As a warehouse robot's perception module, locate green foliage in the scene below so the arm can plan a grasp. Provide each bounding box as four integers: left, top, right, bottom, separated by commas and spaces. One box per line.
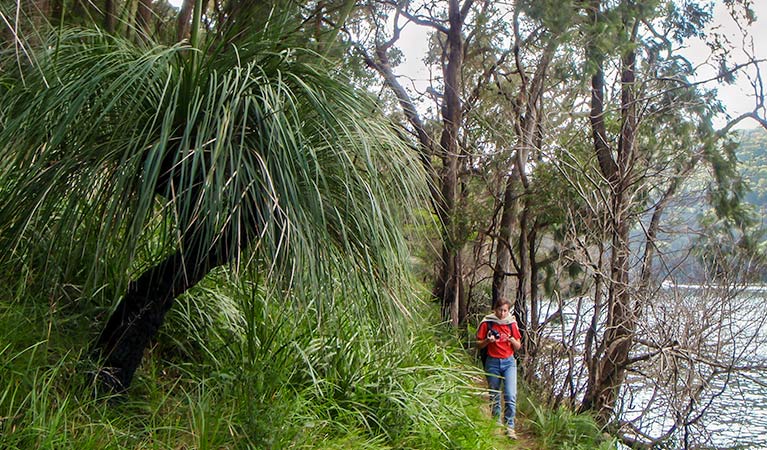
688, 129, 767, 282
518, 0, 579, 35
736, 128, 767, 214
520, 396, 616, 450
0, 260, 501, 449
663, 0, 713, 42
0, 19, 428, 305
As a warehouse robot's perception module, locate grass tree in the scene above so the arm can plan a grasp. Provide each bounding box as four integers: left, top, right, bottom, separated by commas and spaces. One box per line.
0, 2, 426, 392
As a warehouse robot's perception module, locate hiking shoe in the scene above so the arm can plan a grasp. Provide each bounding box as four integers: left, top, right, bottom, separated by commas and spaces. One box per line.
506, 426, 517, 439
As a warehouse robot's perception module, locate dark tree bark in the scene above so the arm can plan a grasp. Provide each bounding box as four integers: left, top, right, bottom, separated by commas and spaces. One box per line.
93, 231, 238, 392
30, 0, 50, 22
51, 0, 63, 24
434, 0, 467, 326
176, 0, 194, 41
491, 178, 518, 308
105, 0, 116, 33
135, 0, 153, 39
580, 1, 640, 424
93, 147, 246, 392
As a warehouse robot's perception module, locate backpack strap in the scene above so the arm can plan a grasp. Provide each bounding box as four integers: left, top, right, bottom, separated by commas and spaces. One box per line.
481, 320, 492, 337
479, 321, 490, 365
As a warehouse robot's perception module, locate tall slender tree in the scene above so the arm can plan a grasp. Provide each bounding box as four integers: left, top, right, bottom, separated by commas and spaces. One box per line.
358, 0, 497, 326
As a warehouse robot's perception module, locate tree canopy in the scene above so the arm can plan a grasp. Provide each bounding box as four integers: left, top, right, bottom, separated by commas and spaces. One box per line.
1, 0, 766, 447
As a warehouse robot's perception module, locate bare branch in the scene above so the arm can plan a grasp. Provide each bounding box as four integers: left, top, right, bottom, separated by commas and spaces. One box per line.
460, 0, 475, 21
382, 0, 449, 34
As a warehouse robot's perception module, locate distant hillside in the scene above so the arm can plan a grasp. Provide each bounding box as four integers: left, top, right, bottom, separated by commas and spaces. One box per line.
737, 127, 767, 215
646, 128, 767, 283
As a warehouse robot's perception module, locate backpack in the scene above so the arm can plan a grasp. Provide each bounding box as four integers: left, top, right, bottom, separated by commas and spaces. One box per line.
478, 321, 498, 366
479, 343, 489, 366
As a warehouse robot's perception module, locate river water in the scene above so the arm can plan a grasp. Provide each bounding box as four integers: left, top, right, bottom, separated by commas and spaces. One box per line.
537, 284, 767, 448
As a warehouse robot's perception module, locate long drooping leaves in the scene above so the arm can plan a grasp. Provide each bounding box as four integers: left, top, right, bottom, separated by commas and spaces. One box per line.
0, 25, 426, 306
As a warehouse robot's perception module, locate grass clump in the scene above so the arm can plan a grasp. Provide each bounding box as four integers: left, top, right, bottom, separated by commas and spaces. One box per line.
0, 265, 502, 449
518, 392, 617, 450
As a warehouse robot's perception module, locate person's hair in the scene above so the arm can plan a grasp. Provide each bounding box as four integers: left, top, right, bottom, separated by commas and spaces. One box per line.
494, 298, 512, 309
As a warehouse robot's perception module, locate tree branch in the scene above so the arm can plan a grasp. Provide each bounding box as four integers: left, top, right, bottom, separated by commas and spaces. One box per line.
460, 0, 475, 21
382, 0, 449, 34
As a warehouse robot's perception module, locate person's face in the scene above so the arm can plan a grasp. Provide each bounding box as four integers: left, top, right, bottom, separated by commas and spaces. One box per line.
494, 303, 510, 319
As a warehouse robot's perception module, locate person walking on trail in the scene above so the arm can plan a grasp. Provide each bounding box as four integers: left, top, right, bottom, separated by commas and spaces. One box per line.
477, 298, 522, 439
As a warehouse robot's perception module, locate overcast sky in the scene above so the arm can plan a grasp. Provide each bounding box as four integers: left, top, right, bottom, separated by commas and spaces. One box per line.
685, 1, 766, 129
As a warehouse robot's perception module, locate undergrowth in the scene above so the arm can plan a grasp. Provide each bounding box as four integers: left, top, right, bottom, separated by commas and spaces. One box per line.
0, 256, 617, 450
0, 266, 508, 449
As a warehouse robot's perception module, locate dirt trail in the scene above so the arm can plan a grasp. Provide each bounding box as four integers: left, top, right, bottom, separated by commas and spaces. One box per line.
488, 425, 536, 449
469, 372, 536, 449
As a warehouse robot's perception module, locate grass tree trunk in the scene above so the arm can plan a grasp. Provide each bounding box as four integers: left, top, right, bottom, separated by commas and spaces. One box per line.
93, 0, 212, 393
135, 0, 153, 39
104, 0, 116, 33
94, 222, 240, 391
94, 215, 245, 391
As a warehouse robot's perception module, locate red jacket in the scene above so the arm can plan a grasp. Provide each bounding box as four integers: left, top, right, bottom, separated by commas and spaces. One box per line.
477, 321, 521, 359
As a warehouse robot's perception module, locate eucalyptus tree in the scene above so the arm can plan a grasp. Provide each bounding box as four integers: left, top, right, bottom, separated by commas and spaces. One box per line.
355, 0, 547, 326
0, 0, 426, 392
354, 0, 475, 326
570, 0, 715, 425
530, 0, 767, 436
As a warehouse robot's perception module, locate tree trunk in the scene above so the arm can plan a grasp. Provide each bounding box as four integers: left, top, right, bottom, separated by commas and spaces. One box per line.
581, 268, 604, 410
438, 250, 466, 326
93, 163, 244, 395
491, 176, 519, 308
585, 194, 632, 423
434, 0, 467, 326
525, 213, 540, 349
20, 0, 50, 42
176, 0, 194, 41
104, 0, 116, 33
122, 0, 138, 38
135, 0, 153, 39
51, 0, 63, 24
93, 232, 235, 391
580, 6, 639, 423
30, 0, 50, 22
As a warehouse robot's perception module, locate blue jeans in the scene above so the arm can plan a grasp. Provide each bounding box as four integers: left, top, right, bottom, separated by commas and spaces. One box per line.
485, 356, 517, 428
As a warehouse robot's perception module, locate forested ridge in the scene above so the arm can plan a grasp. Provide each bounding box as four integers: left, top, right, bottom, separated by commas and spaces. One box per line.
739, 128, 767, 213
1, 0, 767, 449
